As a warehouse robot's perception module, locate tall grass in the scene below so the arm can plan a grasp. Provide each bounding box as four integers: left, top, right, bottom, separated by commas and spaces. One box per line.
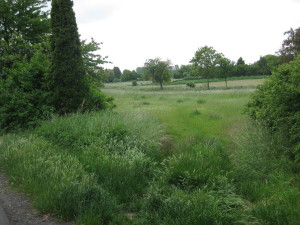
0, 110, 169, 224
133, 139, 248, 225
232, 124, 300, 224
1, 81, 300, 225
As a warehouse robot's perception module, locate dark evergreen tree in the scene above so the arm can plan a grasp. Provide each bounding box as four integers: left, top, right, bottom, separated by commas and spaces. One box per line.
50, 0, 89, 114
113, 66, 122, 79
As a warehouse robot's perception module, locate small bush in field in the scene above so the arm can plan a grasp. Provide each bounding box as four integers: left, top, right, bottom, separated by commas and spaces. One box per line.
197, 99, 206, 104
186, 81, 196, 88
132, 80, 138, 86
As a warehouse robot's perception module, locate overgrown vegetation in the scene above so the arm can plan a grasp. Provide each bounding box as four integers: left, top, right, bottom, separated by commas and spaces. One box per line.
1, 1, 299, 225
0, 0, 113, 132
247, 55, 300, 165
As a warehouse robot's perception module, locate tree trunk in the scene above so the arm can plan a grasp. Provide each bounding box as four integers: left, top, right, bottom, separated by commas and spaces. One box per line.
225, 78, 228, 89
160, 82, 163, 89
207, 79, 210, 90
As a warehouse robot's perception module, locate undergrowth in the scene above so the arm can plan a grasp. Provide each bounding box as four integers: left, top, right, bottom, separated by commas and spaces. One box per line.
0, 111, 299, 224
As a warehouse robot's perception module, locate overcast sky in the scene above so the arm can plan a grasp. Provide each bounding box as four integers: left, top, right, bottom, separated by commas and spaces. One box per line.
73, 0, 300, 71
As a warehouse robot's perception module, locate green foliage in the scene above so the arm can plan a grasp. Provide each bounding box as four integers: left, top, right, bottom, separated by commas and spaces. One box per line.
278, 27, 300, 63
81, 38, 108, 85
121, 69, 140, 81
144, 58, 172, 89
113, 66, 122, 79
173, 65, 193, 79
246, 56, 300, 161
217, 57, 234, 88
50, 0, 89, 114
0, 0, 50, 44
190, 46, 223, 89
186, 81, 195, 88
132, 80, 138, 86
0, 46, 53, 132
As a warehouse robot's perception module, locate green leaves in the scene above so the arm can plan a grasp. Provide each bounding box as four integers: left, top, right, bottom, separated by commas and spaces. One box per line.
246, 56, 300, 160
190, 46, 225, 89
144, 58, 171, 89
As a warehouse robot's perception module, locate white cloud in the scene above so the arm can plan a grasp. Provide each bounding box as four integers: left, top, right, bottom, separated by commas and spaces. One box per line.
73, 0, 300, 70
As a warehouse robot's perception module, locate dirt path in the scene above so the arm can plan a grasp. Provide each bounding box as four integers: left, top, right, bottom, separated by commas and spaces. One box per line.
0, 171, 73, 225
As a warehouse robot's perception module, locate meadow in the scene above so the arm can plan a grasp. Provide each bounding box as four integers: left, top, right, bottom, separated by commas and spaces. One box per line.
0, 77, 299, 225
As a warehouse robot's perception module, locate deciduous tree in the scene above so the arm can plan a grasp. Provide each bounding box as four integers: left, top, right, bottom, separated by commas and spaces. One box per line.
144, 58, 171, 89
217, 57, 234, 88
190, 46, 222, 90
278, 27, 300, 63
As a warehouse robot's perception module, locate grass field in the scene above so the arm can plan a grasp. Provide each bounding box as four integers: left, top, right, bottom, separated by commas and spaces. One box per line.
1, 77, 300, 225
103, 79, 264, 141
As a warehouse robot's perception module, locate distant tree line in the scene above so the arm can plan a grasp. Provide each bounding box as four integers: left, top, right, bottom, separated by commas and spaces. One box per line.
105, 27, 299, 89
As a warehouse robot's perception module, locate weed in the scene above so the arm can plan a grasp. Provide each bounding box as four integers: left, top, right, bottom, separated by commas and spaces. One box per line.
197, 99, 206, 104
191, 109, 201, 115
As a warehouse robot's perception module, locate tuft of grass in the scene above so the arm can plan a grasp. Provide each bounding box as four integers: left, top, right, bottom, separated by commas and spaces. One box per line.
191, 109, 201, 116
197, 99, 206, 104
162, 139, 231, 190
141, 101, 150, 105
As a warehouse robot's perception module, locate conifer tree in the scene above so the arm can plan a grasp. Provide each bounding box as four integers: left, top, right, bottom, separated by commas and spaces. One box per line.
50, 0, 89, 114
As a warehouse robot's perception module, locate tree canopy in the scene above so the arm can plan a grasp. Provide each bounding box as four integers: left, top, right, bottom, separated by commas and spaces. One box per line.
190, 46, 223, 89
144, 58, 171, 89
278, 27, 300, 62
0, 0, 50, 44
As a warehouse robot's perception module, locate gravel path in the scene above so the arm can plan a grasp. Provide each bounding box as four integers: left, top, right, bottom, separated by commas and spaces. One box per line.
0, 171, 74, 225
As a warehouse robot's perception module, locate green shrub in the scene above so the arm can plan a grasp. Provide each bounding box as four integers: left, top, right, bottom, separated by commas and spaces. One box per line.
197, 98, 206, 104
186, 81, 196, 88
0, 48, 53, 133
132, 80, 138, 86
246, 56, 300, 161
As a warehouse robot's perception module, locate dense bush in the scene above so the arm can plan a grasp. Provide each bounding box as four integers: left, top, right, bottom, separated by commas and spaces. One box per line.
132, 80, 138, 86
0, 47, 53, 132
186, 81, 196, 88
246, 56, 300, 161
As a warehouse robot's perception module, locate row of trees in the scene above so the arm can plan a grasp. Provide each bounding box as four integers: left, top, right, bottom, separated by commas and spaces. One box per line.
0, 0, 113, 131
106, 27, 299, 90
103, 67, 142, 83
